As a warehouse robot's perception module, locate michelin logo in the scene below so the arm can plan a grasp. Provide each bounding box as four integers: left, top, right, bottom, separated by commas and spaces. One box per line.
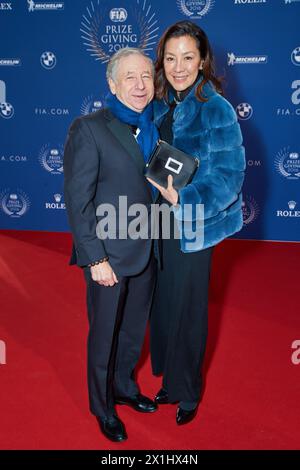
27, 0, 64, 11
0, 58, 21, 66
228, 52, 268, 65
0, 80, 6, 103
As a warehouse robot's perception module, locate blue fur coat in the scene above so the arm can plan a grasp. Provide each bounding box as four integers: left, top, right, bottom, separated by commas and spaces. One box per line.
153, 78, 246, 252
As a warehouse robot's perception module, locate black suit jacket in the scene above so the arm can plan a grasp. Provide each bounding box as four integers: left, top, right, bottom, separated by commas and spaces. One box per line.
63, 108, 155, 277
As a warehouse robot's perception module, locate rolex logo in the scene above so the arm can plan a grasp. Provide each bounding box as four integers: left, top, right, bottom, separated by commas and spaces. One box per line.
277, 200, 300, 218
45, 193, 65, 210
288, 200, 297, 210
54, 193, 62, 203
0, 3, 12, 10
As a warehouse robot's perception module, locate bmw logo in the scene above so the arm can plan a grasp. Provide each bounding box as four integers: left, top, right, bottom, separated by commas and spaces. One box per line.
291, 47, 300, 66
0, 102, 14, 119
40, 51, 57, 70
236, 103, 253, 121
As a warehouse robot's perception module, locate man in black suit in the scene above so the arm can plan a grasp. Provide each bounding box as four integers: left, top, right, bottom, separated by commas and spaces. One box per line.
63, 48, 157, 442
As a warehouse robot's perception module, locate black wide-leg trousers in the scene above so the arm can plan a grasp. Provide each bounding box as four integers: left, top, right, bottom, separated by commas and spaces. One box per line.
83, 254, 156, 419
150, 228, 214, 404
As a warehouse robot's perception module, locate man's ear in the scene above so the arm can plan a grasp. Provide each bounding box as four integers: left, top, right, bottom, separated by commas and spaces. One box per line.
108, 78, 116, 94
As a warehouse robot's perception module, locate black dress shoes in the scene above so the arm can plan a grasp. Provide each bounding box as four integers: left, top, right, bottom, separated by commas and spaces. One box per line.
115, 393, 158, 413
176, 406, 197, 425
97, 415, 127, 442
154, 388, 169, 405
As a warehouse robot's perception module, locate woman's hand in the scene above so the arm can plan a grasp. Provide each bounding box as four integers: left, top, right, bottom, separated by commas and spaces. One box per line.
147, 174, 179, 206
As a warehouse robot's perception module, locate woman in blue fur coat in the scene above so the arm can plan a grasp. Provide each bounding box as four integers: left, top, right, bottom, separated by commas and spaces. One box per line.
147, 21, 246, 425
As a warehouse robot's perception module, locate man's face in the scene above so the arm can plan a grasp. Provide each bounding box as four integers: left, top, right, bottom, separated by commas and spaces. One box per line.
109, 54, 154, 113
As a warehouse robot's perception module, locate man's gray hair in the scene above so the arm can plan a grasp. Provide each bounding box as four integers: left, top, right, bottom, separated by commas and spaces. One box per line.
106, 47, 154, 82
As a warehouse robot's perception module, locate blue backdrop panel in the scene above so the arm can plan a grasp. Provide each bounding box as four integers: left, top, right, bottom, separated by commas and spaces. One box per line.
0, 0, 299, 242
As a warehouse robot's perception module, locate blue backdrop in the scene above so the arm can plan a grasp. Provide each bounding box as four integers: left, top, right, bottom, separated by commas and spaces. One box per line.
0, 0, 299, 242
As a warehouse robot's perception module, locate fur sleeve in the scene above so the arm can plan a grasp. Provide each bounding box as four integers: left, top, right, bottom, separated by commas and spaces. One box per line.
174, 95, 246, 221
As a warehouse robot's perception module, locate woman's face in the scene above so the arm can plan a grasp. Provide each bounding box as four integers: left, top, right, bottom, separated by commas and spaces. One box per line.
163, 35, 203, 92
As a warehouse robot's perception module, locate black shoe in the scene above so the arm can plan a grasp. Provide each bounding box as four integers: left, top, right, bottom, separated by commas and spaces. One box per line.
97, 415, 127, 442
176, 406, 197, 426
154, 388, 169, 405
115, 393, 158, 413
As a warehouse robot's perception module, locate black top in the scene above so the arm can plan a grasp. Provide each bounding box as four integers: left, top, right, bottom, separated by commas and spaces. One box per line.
159, 102, 176, 145
158, 84, 196, 204
159, 75, 201, 144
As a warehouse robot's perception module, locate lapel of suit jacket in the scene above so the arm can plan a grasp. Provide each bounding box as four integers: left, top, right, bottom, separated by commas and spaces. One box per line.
105, 109, 145, 175
104, 109, 155, 201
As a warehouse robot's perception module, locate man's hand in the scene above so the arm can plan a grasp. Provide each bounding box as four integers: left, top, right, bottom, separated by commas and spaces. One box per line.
90, 261, 118, 287
147, 174, 179, 206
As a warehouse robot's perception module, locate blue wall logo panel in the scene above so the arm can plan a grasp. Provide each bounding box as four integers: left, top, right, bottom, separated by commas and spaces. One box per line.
0, 0, 299, 242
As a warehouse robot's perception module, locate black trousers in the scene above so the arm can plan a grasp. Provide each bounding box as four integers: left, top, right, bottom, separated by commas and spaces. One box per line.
150, 213, 214, 404
83, 254, 156, 418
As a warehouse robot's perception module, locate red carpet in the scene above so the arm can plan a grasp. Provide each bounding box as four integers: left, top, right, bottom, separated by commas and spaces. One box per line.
0, 230, 299, 450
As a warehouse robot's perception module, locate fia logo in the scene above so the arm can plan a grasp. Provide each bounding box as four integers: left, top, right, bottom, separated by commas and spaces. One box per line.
0, 190, 31, 217
38, 144, 64, 174
109, 8, 127, 22
275, 147, 300, 179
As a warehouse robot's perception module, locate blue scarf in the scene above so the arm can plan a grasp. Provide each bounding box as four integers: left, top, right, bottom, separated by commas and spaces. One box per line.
105, 92, 159, 164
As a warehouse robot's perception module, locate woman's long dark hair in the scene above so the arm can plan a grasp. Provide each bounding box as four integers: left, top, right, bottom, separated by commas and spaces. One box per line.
155, 21, 223, 102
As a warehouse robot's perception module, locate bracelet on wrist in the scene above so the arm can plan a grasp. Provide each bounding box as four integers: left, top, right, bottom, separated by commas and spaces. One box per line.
88, 256, 109, 267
